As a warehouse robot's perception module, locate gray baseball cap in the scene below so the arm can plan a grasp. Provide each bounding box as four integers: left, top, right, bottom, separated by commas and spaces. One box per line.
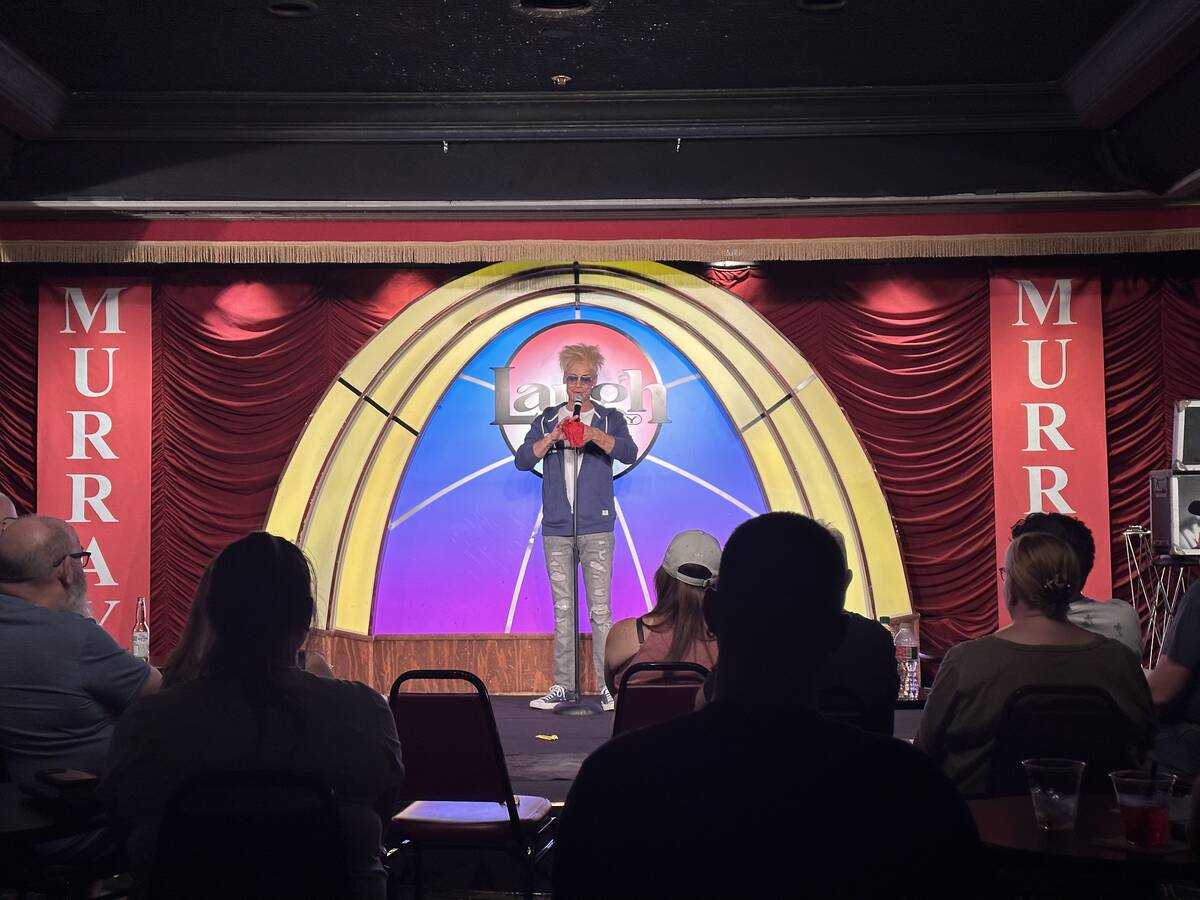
662, 530, 721, 587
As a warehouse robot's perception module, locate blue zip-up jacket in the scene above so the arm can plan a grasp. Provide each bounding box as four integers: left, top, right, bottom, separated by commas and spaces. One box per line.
514, 402, 638, 536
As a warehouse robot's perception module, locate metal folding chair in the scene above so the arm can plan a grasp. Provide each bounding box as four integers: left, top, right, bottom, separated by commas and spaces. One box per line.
386, 669, 553, 900
611, 661, 709, 737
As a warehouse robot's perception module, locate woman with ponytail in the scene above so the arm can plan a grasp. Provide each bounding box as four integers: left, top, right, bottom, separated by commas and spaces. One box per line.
915, 531, 1154, 795
103, 533, 404, 899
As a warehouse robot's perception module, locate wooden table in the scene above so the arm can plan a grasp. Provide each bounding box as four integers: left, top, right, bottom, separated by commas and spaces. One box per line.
969, 794, 1198, 899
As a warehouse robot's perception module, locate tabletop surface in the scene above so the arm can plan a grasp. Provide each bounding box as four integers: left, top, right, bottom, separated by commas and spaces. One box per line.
969, 793, 1197, 867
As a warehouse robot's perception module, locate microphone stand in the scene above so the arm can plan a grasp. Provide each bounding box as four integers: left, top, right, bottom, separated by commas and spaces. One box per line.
556, 397, 601, 717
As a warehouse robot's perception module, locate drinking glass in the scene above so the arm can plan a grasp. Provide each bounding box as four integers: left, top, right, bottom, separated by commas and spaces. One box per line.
1110, 770, 1176, 848
1023, 758, 1086, 832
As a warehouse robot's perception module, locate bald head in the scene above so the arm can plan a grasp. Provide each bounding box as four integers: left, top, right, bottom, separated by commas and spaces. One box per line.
0, 516, 87, 612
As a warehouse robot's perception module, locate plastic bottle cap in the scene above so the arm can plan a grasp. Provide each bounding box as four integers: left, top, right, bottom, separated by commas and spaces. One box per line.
878, 616, 891, 625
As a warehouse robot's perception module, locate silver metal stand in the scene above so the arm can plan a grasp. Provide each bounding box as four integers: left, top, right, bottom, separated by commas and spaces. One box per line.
1123, 524, 1194, 667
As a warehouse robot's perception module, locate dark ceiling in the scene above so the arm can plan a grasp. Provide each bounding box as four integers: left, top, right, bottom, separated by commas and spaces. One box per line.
0, 0, 1197, 214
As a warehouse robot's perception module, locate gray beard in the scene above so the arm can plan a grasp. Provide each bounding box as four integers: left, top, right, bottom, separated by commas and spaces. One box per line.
66, 584, 93, 619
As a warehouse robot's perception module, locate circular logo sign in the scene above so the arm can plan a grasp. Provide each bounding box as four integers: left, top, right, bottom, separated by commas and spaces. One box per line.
494, 321, 666, 476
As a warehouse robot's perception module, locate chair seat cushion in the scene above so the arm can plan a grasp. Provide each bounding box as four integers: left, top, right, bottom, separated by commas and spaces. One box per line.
391, 795, 552, 843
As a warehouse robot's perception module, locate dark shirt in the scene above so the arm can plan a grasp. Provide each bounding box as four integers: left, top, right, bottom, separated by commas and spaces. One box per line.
817, 611, 899, 736
554, 701, 979, 900
0, 593, 150, 782
702, 612, 899, 736
1162, 582, 1200, 725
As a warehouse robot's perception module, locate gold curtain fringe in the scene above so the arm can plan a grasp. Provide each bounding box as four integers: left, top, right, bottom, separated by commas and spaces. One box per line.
2, 228, 1199, 264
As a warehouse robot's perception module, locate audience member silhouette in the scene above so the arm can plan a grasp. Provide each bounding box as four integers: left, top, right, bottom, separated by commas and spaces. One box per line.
161, 559, 333, 688
555, 512, 978, 899
917, 532, 1154, 795
1148, 579, 1200, 779
0, 516, 158, 863
0, 516, 159, 784
103, 532, 403, 900
604, 529, 720, 693
696, 521, 898, 735
1011, 512, 1141, 656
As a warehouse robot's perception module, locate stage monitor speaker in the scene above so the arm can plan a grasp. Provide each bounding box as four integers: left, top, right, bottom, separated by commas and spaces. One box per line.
1173, 400, 1200, 471
1150, 469, 1200, 557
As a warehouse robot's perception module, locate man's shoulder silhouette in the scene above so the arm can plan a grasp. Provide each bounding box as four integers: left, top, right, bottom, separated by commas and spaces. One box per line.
555, 702, 977, 900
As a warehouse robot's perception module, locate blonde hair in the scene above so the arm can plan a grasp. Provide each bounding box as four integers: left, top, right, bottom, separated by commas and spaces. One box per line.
558, 343, 605, 376
1005, 532, 1080, 620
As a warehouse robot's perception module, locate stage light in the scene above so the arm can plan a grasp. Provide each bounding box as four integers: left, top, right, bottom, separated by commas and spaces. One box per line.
515, 0, 598, 16
710, 260, 754, 271
266, 0, 319, 18
796, 0, 847, 10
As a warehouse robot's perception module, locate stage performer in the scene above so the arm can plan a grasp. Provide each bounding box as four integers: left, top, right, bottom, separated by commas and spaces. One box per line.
516, 343, 637, 712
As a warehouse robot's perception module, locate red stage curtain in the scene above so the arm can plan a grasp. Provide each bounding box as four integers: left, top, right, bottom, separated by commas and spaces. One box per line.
0, 276, 37, 514
715, 263, 994, 656
1104, 272, 1200, 628
150, 268, 462, 655
4, 260, 1200, 661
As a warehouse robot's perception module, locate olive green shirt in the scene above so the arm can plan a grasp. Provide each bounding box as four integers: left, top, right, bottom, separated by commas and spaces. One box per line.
915, 634, 1155, 796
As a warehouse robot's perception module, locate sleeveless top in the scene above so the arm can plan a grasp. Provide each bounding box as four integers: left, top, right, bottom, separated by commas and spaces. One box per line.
611, 617, 718, 689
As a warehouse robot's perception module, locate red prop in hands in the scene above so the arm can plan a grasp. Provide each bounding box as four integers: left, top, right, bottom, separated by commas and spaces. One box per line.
561, 418, 586, 448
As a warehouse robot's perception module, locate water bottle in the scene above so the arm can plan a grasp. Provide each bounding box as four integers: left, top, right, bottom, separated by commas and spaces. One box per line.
893, 621, 920, 700
132, 595, 150, 662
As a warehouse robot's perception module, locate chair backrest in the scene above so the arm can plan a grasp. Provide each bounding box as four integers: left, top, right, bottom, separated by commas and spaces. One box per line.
388, 670, 516, 806
987, 684, 1142, 797
612, 661, 709, 737
151, 769, 348, 900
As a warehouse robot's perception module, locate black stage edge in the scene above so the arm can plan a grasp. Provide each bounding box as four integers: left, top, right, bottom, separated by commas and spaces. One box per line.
492, 695, 925, 803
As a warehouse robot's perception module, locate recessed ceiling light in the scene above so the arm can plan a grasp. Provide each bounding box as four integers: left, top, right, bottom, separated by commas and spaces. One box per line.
796, 0, 847, 10
266, 0, 319, 18
550, 74, 573, 87
514, 0, 600, 18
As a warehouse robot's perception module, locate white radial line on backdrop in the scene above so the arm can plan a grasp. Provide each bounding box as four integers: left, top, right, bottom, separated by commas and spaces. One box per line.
505, 506, 545, 634
664, 374, 701, 390
613, 496, 652, 613
644, 455, 758, 517
388, 456, 512, 530
458, 374, 495, 391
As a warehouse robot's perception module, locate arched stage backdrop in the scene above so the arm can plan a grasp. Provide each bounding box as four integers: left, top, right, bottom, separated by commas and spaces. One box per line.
265, 262, 911, 639
5, 251, 1200, 692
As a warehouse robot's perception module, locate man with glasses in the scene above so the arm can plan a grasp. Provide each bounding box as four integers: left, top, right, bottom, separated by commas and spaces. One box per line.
0, 516, 160, 787
516, 343, 638, 711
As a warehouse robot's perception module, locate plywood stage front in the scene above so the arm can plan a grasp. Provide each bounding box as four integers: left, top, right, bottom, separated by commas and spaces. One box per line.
306, 631, 600, 696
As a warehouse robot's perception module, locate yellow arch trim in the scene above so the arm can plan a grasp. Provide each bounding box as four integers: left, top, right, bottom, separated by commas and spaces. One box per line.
266, 261, 912, 632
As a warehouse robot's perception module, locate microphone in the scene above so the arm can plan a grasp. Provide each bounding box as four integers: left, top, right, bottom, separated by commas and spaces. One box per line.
1188, 500, 1200, 516
572, 399, 582, 420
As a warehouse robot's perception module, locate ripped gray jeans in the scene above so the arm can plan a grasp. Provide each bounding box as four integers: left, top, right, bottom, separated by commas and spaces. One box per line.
544, 532, 614, 693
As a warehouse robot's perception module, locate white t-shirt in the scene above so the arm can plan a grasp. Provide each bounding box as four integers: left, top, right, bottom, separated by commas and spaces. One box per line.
556, 406, 596, 512
1067, 596, 1143, 658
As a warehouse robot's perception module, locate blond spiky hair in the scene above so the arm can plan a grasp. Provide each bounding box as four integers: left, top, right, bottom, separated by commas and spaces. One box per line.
558, 343, 605, 376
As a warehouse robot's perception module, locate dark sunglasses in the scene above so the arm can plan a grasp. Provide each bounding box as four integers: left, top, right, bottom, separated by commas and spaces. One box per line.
53, 550, 92, 567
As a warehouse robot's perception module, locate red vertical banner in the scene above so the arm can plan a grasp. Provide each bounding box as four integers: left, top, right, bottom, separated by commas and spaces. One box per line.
989, 272, 1111, 627
37, 280, 152, 649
